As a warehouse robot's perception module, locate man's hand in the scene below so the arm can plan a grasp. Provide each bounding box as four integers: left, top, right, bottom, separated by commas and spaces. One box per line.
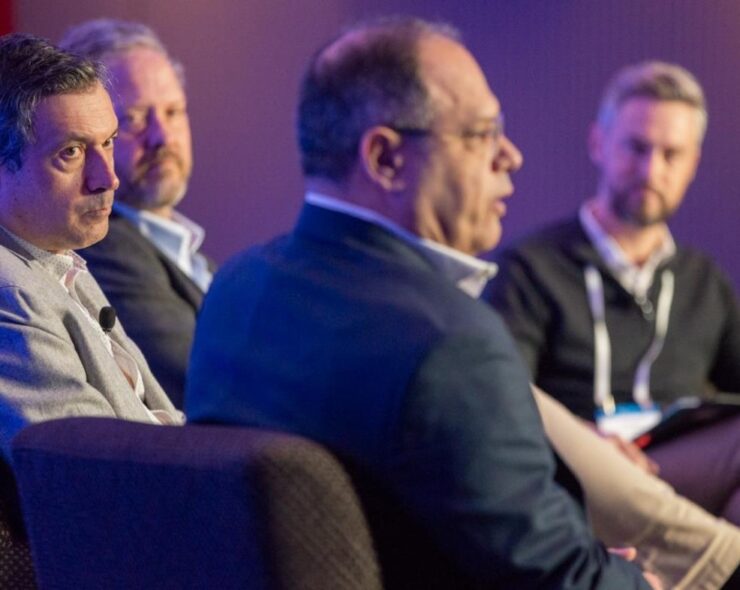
600, 432, 660, 475
584, 421, 660, 475
608, 547, 664, 590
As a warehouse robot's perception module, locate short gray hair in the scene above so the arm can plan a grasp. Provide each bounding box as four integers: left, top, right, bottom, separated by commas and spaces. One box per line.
597, 61, 707, 141
0, 33, 104, 172
298, 17, 460, 182
59, 18, 185, 86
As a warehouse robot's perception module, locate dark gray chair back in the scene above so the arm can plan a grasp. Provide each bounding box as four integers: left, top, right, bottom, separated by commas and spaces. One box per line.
0, 458, 36, 589
11, 418, 381, 590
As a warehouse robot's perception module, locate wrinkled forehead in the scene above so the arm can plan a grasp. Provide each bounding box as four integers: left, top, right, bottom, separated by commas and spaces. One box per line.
33, 82, 117, 145
416, 34, 500, 123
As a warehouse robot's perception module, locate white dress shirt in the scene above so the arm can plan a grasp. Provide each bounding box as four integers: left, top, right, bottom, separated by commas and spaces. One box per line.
305, 192, 498, 299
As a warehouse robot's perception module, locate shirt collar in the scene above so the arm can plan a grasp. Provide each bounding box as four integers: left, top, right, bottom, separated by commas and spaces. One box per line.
579, 200, 676, 298
305, 191, 498, 298
0, 225, 87, 283
114, 201, 206, 260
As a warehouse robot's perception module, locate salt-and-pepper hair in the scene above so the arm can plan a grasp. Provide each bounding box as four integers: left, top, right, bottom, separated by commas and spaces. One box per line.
59, 18, 185, 86
0, 33, 104, 172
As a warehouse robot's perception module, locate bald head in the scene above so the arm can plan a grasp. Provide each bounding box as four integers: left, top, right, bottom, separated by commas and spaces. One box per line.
297, 18, 460, 183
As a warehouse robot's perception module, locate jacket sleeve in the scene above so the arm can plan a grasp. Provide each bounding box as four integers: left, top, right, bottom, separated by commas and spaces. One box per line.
0, 285, 117, 455
382, 332, 650, 589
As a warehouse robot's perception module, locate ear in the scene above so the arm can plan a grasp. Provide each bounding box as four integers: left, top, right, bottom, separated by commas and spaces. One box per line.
358, 126, 406, 191
587, 122, 605, 167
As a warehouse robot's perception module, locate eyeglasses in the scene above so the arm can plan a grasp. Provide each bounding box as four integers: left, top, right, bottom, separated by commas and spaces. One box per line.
391, 113, 505, 146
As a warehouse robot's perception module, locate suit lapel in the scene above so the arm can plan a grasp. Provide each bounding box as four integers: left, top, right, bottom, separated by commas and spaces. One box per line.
157, 253, 204, 309
0, 227, 35, 265
113, 213, 205, 310
75, 270, 175, 413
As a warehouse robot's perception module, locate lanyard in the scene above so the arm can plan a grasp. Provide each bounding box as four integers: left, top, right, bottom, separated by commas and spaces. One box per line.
584, 265, 675, 413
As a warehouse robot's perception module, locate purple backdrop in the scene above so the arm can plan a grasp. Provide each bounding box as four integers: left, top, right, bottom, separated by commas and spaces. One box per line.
18, 0, 740, 288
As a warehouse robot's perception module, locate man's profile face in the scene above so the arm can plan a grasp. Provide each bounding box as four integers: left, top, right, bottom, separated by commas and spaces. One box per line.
0, 82, 119, 252
590, 97, 701, 227
105, 46, 192, 217
409, 35, 522, 256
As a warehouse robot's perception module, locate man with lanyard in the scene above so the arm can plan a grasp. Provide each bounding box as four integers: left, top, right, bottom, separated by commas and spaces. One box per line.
487, 61, 740, 525
61, 19, 214, 410
0, 33, 181, 455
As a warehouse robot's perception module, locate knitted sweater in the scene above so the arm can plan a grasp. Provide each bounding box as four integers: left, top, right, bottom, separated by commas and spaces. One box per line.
485, 217, 740, 419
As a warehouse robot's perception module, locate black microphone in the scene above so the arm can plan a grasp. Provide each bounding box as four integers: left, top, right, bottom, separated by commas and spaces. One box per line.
98, 306, 117, 333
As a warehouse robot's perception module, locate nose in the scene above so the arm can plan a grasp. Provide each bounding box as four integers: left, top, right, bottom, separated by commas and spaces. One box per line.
638, 149, 664, 182
143, 109, 168, 150
492, 135, 523, 173
85, 149, 119, 194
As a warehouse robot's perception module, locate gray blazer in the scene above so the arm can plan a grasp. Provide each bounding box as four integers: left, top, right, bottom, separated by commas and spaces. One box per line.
0, 230, 180, 454
80, 212, 212, 410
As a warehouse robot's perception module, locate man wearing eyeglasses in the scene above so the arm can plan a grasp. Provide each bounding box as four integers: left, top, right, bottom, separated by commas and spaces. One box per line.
186, 18, 669, 588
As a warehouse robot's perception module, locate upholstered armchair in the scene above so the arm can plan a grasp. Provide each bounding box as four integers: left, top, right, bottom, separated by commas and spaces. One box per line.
11, 418, 382, 590
0, 456, 36, 589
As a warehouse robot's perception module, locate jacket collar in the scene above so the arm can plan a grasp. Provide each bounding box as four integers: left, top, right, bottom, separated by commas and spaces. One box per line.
295, 201, 437, 275
301, 194, 497, 298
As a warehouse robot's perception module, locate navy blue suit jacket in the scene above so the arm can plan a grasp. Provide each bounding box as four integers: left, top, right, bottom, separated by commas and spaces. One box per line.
186, 204, 648, 589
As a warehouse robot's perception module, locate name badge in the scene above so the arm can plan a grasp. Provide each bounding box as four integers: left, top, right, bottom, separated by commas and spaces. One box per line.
595, 403, 662, 441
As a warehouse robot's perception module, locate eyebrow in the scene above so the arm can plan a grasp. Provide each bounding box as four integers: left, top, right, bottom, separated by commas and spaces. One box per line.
468, 113, 504, 131
121, 99, 188, 110
49, 127, 120, 149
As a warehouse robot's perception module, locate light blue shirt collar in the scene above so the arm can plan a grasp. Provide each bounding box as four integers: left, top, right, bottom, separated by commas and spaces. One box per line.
113, 202, 212, 292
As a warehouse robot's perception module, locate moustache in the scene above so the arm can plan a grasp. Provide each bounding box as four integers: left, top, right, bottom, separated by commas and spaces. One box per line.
136, 149, 184, 174
631, 183, 666, 201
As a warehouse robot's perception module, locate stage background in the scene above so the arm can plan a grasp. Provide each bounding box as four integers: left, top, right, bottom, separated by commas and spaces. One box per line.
16, 1, 740, 288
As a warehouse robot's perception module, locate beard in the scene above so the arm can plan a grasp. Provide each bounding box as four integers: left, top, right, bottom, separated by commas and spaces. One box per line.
609, 183, 677, 227
116, 148, 190, 211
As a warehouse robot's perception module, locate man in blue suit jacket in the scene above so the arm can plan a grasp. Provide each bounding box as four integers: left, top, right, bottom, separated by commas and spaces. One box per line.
187, 18, 657, 588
